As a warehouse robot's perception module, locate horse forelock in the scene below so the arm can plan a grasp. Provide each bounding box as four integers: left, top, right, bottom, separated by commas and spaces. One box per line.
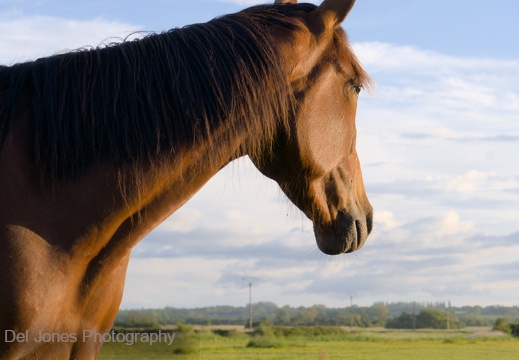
0, 5, 311, 186
332, 28, 373, 93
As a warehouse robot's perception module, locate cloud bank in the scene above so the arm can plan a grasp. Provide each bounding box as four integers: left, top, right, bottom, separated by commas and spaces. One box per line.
1, 12, 517, 309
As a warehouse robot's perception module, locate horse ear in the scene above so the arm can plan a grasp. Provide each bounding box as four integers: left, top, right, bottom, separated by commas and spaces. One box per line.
312, 0, 356, 30
274, 0, 297, 4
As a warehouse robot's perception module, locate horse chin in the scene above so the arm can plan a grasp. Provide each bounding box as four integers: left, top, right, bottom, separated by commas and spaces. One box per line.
313, 210, 369, 255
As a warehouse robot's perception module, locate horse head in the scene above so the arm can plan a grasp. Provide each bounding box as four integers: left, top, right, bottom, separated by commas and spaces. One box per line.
251, 0, 373, 255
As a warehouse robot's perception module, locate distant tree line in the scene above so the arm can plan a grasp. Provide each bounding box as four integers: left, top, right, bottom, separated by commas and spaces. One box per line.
386, 308, 465, 330
114, 302, 519, 330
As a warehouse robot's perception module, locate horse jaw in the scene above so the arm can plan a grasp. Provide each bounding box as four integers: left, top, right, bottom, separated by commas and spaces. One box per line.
305, 167, 373, 255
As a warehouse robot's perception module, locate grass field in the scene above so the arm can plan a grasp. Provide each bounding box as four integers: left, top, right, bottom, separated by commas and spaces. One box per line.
98, 327, 519, 359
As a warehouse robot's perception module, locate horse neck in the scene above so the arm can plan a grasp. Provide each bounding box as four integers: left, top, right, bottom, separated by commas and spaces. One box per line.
69, 121, 250, 265
127, 131, 248, 234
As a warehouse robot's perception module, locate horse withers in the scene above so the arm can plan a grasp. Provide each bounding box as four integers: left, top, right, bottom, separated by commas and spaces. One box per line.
0, 0, 373, 358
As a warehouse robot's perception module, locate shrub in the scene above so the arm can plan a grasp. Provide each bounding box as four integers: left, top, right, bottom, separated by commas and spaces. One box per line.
213, 329, 244, 338
246, 336, 284, 348
176, 323, 195, 334
272, 326, 347, 338
493, 317, 512, 334
171, 333, 198, 355
510, 323, 519, 337
248, 320, 285, 348
252, 320, 275, 337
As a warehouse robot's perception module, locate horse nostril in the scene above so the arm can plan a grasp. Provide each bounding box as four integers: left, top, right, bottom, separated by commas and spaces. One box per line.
366, 212, 374, 235
355, 219, 361, 237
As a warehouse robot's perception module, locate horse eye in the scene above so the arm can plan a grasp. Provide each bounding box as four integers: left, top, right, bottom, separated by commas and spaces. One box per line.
344, 82, 362, 96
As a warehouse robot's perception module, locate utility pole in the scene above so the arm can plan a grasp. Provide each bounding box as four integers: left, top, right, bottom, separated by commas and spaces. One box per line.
412, 302, 416, 331
349, 295, 353, 328
242, 277, 258, 332
446, 301, 450, 331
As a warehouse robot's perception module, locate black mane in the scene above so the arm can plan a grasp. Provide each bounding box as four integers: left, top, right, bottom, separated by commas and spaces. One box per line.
0, 4, 316, 183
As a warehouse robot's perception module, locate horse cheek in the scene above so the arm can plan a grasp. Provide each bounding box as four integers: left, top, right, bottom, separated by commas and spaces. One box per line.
298, 105, 348, 175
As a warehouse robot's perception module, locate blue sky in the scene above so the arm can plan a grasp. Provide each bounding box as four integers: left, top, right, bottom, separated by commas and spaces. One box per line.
3, 0, 519, 58
1, 1, 518, 310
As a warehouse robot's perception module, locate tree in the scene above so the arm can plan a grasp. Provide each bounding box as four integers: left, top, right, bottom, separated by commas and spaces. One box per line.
493, 317, 512, 334
386, 308, 464, 330
417, 308, 447, 329
385, 312, 414, 329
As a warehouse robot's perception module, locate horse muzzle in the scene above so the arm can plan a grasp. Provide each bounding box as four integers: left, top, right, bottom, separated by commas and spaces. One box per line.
314, 209, 373, 255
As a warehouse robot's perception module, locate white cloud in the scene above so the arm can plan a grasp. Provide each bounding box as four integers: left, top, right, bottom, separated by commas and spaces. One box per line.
0, 14, 141, 64
444, 170, 497, 194
375, 210, 400, 229
354, 42, 519, 75
159, 209, 204, 233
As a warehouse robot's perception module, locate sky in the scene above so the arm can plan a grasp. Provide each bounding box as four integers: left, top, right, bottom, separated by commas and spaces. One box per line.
1, 0, 518, 310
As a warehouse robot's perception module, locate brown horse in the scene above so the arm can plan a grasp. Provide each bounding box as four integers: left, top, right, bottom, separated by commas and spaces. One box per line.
0, 0, 372, 358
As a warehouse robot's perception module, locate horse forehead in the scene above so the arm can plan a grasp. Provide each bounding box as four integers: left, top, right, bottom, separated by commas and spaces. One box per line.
289, 26, 356, 80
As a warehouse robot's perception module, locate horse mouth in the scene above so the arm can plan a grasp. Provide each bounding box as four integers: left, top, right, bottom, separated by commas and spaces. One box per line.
314, 210, 373, 255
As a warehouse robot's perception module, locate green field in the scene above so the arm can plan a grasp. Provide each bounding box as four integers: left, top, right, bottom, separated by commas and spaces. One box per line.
98, 327, 519, 359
